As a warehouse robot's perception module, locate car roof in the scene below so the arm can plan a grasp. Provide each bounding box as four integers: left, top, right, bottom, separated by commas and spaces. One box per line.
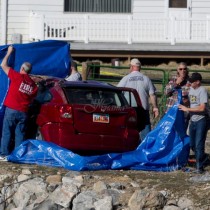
30, 75, 120, 91
60, 80, 119, 91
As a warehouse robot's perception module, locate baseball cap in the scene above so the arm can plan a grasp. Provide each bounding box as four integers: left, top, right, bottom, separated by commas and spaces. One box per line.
130, 58, 141, 67
189, 72, 202, 83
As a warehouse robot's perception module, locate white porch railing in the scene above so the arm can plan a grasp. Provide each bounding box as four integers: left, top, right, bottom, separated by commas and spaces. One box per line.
29, 12, 210, 45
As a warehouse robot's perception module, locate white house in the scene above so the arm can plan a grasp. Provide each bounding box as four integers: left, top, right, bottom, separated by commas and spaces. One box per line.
1, 0, 210, 63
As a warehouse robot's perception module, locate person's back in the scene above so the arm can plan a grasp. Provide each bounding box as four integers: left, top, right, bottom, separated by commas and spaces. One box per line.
117, 58, 158, 141
118, 70, 153, 110
0, 46, 38, 160
4, 68, 38, 112
65, 60, 82, 81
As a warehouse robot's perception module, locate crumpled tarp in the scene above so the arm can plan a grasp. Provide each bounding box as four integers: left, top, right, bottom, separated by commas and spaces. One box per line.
8, 91, 190, 172
0, 40, 70, 136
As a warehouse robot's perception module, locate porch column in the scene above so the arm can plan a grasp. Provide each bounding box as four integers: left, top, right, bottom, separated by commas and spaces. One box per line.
1, 0, 8, 45
84, 15, 89, 44
128, 15, 132, 44
207, 15, 210, 43
170, 16, 175, 45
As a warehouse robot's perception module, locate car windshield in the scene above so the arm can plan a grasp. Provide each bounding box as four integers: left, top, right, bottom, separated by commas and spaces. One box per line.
63, 88, 128, 107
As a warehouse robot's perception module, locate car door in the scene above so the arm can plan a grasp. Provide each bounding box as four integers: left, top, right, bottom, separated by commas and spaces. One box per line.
66, 88, 135, 151
117, 87, 147, 132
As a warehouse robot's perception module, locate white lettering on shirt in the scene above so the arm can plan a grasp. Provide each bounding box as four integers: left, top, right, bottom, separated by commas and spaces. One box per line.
129, 76, 144, 82
19, 82, 33, 95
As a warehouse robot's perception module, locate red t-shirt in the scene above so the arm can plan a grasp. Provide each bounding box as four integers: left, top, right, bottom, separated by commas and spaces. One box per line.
4, 68, 38, 113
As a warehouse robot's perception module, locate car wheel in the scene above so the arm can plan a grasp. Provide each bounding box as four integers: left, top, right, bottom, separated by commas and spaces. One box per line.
36, 127, 44, 140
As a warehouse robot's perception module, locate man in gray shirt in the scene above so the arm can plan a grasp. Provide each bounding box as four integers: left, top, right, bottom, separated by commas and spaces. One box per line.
117, 58, 159, 141
179, 72, 209, 173
65, 61, 82, 81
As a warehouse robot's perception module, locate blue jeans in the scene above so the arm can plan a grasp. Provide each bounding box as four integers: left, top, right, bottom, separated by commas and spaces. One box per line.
1, 107, 27, 155
189, 117, 208, 170
140, 110, 151, 141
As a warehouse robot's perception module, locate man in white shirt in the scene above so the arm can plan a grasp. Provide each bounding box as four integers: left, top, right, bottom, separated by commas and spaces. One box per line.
117, 58, 159, 141
65, 61, 82, 81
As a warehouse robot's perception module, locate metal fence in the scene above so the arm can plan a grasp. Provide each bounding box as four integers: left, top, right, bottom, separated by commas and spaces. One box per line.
82, 63, 169, 121
80, 63, 210, 126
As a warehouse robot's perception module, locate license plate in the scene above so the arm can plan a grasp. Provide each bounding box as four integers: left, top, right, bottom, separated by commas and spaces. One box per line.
93, 113, 109, 123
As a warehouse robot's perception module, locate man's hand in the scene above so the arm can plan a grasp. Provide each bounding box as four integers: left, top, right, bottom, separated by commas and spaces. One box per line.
176, 76, 184, 85
0, 45, 14, 75
7, 45, 14, 55
153, 107, 159, 118
179, 104, 188, 112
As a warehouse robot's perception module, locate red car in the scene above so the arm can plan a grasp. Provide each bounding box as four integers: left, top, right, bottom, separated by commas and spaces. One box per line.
27, 76, 146, 154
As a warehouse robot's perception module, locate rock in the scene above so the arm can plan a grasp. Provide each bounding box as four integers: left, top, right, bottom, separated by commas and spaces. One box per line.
13, 177, 48, 208
163, 206, 181, 210
62, 176, 83, 188
65, 171, 81, 178
47, 183, 59, 192
72, 191, 100, 210
94, 196, 113, 210
130, 182, 140, 188
49, 183, 79, 208
109, 182, 126, 190
93, 181, 108, 192
1, 183, 19, 204
46, 174, 62, 184
17, 174, 30, 182
100, 189, 121, 206
21, 169, 32, 175
128, 189, 166, 210
166, 199, 177, 206
0, 163, 210, 209
177, 196, 194, 209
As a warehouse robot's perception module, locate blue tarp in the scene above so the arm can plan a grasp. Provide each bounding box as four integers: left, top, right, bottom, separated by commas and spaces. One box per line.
8, 91, 190, 172
0, 40, 70, 135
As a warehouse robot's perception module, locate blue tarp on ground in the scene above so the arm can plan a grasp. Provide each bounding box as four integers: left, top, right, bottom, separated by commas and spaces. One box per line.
0, 40, 70, 136
8, 91, 190, 172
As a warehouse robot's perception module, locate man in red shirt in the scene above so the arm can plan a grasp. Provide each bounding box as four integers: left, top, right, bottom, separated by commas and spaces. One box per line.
0, 46, 38, 161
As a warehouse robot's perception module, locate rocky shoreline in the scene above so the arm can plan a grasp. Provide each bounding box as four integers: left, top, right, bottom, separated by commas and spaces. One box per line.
0, 133, 210, 209
1, 161, 210, 210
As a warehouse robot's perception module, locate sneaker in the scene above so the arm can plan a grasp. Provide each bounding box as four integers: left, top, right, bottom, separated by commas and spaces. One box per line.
0, 156, 8, 162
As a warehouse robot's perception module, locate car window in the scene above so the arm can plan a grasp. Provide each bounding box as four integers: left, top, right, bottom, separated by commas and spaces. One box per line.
35, 81, 53, 104
63, 88, 127, 107
123, 91, 138, 107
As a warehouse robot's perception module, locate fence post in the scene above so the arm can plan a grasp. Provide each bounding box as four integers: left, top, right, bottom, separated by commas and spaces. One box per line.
84, 15, 89, 44
82, 62, 88, 81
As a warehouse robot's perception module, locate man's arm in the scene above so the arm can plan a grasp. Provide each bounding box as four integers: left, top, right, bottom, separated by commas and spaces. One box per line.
0, 45, 13, 75
117, 76, 127, 87
179, 103, 206, 112
150, 93, 159, 118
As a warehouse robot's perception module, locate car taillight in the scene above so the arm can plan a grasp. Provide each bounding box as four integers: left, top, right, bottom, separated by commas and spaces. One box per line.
127, 110, 137, 128
59, 105, 72, 119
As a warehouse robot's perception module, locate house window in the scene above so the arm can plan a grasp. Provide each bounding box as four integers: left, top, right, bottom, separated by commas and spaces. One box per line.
64, 0, 131, 13
169, 0, 187, 8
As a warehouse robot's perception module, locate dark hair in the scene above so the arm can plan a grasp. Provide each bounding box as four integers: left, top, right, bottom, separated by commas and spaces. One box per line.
70, 60, 78, 71
189, 72, 202, 83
